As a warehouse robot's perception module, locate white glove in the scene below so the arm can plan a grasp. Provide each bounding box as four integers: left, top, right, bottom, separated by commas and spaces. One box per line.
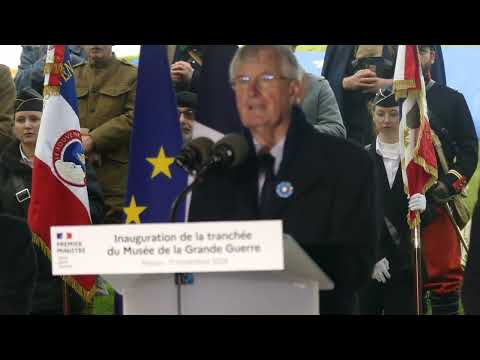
372, 257, 391, 283
408, 193, 427, 213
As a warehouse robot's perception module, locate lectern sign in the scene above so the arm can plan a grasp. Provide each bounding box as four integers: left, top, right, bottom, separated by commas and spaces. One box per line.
51, 220, 284, 275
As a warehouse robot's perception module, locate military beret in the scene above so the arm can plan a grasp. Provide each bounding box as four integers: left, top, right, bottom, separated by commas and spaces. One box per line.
15, 88, 43, 113
176, 91, 198, 110
374, 86, 399, 108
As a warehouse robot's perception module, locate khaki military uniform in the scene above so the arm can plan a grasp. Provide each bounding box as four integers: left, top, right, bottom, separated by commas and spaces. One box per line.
0, 64, 15, 151
74, 56, 137, 223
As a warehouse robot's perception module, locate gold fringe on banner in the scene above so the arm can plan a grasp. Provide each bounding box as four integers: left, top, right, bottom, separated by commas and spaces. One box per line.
407, 211, 422, 229
31, 232, 96, 303
405, 112, 438, 229
393, 79, 417, 100
414, 106, 439, 184
43, 63, 64, 76
63, 275, 96, 304
43, 86, 60, 97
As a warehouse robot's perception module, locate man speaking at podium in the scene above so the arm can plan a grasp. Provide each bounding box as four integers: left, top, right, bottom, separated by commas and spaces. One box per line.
189, 45, 378, 314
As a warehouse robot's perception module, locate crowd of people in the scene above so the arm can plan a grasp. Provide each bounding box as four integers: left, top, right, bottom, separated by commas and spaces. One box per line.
0, 45, 478, 315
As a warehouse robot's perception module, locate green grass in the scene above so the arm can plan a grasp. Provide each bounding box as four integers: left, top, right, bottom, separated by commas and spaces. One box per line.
92, 284, 115, 315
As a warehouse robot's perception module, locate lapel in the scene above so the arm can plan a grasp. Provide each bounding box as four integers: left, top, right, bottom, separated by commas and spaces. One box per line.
228, 133, 260, 218
391, 163, 403, 192
370, 144, 402, 195
370, 146, 390, 194
261, 106, 329, 219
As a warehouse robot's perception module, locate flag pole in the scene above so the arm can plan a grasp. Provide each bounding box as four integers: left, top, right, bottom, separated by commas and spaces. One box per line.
63, 280, 70, 315
412, 213, 423, 315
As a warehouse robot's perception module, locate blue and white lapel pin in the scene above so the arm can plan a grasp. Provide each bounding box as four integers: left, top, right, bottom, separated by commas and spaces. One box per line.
276, 181, 294, 199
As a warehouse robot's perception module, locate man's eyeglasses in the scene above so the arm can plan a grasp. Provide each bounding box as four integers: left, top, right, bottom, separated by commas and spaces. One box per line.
230, 74, 293, 91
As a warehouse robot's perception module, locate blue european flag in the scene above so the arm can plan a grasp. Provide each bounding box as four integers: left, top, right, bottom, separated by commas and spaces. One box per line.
123, 45, 188, 224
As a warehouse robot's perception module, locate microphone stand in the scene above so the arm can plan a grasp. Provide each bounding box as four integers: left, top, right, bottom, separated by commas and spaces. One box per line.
169, 153, 229, 314
169, 167, 207, 315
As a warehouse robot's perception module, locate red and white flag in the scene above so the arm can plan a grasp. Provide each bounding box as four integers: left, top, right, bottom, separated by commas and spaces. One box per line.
394, 45, 438, 228
27, 45, 96, 302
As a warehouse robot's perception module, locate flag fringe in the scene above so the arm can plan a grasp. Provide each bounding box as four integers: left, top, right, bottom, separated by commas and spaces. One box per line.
407, 211, 422, 229
413, 112, 438, 189
44, 63, 64, 76
393, 79, 417, 100
63, 275, 96, 303
31, 232, 96, 303
43, 86, 60, 97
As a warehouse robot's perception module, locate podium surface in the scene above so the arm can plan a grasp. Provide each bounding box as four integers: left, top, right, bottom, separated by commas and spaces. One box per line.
104, 234, 333, 315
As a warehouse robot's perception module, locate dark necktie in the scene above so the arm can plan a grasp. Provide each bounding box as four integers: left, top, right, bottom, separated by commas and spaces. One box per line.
257, 151, 276, 219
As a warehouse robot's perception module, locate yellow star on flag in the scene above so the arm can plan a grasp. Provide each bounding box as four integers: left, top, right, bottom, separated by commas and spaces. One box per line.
123, 195, 147, 224
146, 147, 175, 179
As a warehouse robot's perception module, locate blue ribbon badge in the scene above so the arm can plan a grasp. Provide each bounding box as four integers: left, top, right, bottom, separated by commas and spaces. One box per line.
276, 181, 294, 199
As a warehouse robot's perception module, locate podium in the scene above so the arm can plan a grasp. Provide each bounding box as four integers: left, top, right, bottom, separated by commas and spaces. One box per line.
103, 235, 333, 315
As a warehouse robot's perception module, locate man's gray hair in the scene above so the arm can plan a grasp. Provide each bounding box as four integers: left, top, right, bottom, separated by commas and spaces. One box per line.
229, 45, 302, 82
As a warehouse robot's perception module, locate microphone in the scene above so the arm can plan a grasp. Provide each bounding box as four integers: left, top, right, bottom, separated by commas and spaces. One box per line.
199, 133, 249, 174
175, 137, 214, 174
170, 133, 248, 223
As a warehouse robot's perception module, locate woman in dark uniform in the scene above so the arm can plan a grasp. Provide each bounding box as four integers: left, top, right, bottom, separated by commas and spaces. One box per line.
358, 87, 428, 314
0, 88, 104, 314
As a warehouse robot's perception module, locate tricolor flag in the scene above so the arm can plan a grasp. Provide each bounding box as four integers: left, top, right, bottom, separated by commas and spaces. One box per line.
394, 45, 438, 228
27, 45, 96, 302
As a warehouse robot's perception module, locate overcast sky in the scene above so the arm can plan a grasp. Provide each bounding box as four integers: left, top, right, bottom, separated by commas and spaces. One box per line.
0, 45, 141, 68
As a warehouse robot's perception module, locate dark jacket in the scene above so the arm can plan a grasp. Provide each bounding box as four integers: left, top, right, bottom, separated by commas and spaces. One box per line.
173, 45, 203, 93
366, 143, 443, 259
0, 140, 105, 313
426, 81, 478, 190
0, 214, 36, 314
367, 145, 411, 272
189, 106, 378, 314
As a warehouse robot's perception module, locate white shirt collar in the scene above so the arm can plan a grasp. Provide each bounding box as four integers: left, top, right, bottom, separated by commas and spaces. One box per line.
19, 143, 33, 168
375, 137, 400, 160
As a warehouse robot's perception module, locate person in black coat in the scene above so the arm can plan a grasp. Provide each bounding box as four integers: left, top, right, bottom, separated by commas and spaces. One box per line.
358, 87, 428, 314
170, 45, 203, 94
321, 45, 446, 146
0, 88, 105, 314
189, 45, 378, 314
0, 214, 37, 314
418, 45, 478, 315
